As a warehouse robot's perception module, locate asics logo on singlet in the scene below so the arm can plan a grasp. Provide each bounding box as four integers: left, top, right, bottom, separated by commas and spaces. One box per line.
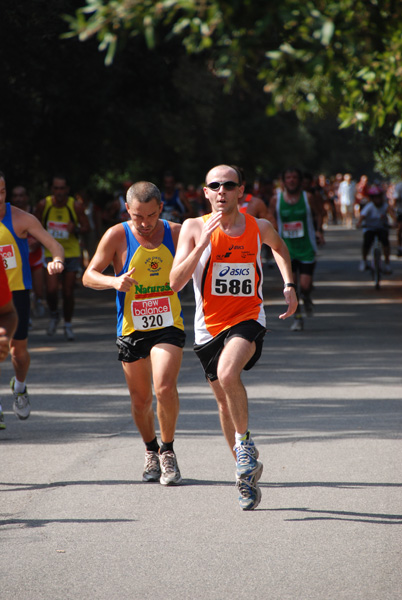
228, 245, 244, 250
219, 266, 250, 277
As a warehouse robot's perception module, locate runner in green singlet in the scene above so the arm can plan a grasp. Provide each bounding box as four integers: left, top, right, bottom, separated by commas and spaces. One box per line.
271, 167, 324, 331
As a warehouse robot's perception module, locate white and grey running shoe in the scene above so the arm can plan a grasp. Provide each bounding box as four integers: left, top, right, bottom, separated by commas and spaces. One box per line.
235, 436, 263, 510
142, 450, 161, 482
47, 312, 60, 336
235, 437, 260, 479
34, 298, 46, 318
64, 324, 75, 341
160, 451, 182, 486
237, 464, 263, 511
10, 377, 31, 420
290, 317, 304, 332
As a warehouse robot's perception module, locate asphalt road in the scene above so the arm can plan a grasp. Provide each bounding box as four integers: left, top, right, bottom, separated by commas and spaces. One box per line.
1, 225, 401, 600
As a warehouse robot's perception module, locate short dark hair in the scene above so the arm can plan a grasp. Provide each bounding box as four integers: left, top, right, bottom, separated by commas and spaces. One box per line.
126, 181, 161, 206
282, 167, 303, 182
230, 165, 244, 185
52, 174, 68, 184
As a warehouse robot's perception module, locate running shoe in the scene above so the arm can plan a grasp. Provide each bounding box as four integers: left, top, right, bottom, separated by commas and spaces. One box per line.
0, 410, 6, 430
159, 450, 182, 486
10, 377, 31, 420
237, 462, 263, 511
34, 299, 46, 318
290, 317, 304, 332
142, 450, 161, 482
235, 436, 260, 479
47, 312, 60, 336
64, 324, 75, 341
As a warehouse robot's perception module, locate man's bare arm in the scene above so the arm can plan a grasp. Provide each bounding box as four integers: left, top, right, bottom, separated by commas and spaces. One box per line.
15, 209, 65, 274
82, 226, 137, 292
170, 213, 221, 292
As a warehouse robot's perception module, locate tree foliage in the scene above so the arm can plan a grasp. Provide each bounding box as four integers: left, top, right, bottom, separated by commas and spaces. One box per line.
373, 139, 402, 181
64, 0, 402, 137
0, 0, 381, 200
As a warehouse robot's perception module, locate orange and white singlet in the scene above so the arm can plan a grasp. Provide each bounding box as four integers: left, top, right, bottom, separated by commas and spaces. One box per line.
193, 213, 265, 345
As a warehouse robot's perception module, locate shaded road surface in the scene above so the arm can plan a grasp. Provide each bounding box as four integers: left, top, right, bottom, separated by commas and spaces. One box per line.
1, 225, 401, 599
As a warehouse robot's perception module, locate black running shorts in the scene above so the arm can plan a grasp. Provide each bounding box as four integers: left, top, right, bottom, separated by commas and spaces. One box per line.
194, 320, 266, 382
116, 326, 186, 363
12, 290, 31, 340
291, 259, 316, 277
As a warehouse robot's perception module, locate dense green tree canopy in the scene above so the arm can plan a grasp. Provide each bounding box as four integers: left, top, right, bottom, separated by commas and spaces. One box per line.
65, 0, 402, 137
0, 0, 392, 200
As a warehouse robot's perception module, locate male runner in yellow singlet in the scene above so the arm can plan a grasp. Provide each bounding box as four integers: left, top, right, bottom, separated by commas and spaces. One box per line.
83, 181, 184, 485
35, 175, 89, 341
0, 171, 65, 422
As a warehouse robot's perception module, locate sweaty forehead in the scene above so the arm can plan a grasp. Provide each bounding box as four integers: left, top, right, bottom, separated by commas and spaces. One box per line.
130, 198, 159, 213
207, 166, 238, 184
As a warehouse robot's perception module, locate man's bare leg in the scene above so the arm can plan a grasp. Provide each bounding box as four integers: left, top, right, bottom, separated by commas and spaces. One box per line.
209, 379, 236, 460
122, 357, 161, 482
150, 343, 183, 486
150, 343, 182, 444
9, 337, 31, 419
215, 336, 256, 435
122, 357, 155, 442
212, 336, 263, 510
10, 338, 30, 384
122, 344, 183, 485
61, 271, 77, 323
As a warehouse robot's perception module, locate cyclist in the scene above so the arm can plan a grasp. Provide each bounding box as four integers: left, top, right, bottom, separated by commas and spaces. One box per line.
356, 185, 395, 274
392, 178, 402, 256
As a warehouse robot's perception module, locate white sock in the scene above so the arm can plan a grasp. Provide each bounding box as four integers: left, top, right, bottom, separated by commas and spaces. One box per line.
14, 378, 26, 393
235, 430, 249, 445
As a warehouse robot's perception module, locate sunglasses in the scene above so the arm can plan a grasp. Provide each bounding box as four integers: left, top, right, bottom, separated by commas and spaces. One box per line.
205, 181, 240, 191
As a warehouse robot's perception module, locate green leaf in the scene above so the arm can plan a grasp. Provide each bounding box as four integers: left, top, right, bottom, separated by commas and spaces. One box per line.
321, 20, 334, 45
393, 120, 402, 137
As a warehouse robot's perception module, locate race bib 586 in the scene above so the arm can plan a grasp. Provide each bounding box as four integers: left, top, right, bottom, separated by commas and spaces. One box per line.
211, 262, 255, 296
